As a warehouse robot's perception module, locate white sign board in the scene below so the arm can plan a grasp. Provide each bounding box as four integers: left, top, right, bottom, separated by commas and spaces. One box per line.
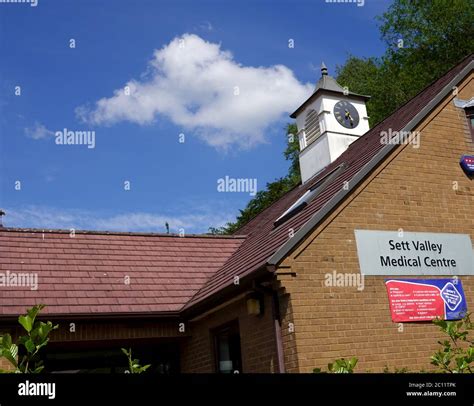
355, 230, 474, 276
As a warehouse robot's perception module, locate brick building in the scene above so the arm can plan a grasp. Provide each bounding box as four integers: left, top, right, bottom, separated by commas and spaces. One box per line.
0, 54, 473, 373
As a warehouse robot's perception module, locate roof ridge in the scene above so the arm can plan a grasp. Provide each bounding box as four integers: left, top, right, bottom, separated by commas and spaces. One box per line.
0, 227, 247, 239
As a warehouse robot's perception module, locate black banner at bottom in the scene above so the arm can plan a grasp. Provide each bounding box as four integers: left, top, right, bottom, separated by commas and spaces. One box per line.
0, 373, 472, 405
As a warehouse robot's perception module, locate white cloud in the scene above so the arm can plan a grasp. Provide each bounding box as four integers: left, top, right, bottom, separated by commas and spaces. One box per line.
3, 205, 234, 234
24, 122, 54, 140
76, 34, 312, 149
198, 21, 213, 32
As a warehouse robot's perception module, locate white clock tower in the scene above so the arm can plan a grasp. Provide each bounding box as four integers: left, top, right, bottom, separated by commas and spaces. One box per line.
291, 63, 370, 183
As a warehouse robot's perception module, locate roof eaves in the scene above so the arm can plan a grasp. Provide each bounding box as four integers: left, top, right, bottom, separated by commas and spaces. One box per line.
181, 265, 271, 318
269, 59, 474, 267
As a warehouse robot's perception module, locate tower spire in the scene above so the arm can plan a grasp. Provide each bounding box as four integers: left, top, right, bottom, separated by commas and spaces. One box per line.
321, 61, 328, 76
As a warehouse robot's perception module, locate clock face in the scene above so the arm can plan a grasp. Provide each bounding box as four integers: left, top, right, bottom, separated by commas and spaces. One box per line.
333, 100, 359, 129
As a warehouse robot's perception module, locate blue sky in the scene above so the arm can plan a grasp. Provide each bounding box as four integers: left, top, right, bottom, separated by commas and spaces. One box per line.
0, 0, 390, 233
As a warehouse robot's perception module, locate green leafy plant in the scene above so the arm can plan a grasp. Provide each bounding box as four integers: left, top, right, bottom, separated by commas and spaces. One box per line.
313, 357, 358, 373
0, 304, 58, 373
430, 314, 474, 373
121, 348, 151, 374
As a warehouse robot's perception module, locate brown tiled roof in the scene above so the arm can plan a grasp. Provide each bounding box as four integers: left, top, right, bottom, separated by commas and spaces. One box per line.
184, 54, 473, 309
0, 229, 244, 316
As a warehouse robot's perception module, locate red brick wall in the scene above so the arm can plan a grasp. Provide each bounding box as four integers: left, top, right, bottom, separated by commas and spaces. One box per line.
277, 74, 474, 372
181, 294, 278, 373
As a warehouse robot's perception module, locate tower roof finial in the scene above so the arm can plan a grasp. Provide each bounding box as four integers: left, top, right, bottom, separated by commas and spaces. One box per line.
321, 62, 328, 76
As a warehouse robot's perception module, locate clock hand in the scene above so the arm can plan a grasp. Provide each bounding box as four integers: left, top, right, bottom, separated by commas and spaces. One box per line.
344, 110, 353, 122
344, 109, 355, 127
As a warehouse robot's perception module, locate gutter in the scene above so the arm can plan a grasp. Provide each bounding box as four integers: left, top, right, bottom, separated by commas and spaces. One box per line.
0, 311, 182, 325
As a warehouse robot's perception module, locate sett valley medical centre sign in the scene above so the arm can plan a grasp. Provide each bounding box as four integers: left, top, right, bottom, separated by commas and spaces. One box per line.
354, 230, 474, 276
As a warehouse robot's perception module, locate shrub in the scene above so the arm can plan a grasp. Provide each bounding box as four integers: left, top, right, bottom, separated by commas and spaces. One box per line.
313, 357, 358, 373
0, 304, 58, 373
121, 348, 151, 374
430, 314, 474, 373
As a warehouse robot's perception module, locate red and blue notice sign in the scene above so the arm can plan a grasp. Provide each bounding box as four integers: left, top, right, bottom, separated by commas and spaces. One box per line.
460, 155, 474, 176
385, 279, 467, 322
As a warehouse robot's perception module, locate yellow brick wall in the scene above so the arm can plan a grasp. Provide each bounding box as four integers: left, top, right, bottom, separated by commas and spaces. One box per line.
181, 294, 278, 373
278, 73, 474, 373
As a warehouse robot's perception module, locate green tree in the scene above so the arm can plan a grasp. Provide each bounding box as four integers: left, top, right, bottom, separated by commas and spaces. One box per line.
337, 0, 474, 127
336, 56, 402, 127
379, 0, 474, 90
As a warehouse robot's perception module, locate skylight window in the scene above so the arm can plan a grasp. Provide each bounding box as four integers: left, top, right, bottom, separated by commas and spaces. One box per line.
274, 190, 312, 227
273, 163, 348, 228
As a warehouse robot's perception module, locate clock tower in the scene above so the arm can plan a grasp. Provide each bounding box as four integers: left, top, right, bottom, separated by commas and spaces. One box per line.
291, 63, 370, 183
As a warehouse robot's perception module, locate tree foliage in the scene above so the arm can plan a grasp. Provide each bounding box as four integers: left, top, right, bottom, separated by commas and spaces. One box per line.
337, 0, 474, 126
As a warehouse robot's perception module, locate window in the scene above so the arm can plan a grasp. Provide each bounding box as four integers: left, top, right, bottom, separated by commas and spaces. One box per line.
213, 321, 242, 373
273, 163, 348, 228
274, 190, 313, 227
